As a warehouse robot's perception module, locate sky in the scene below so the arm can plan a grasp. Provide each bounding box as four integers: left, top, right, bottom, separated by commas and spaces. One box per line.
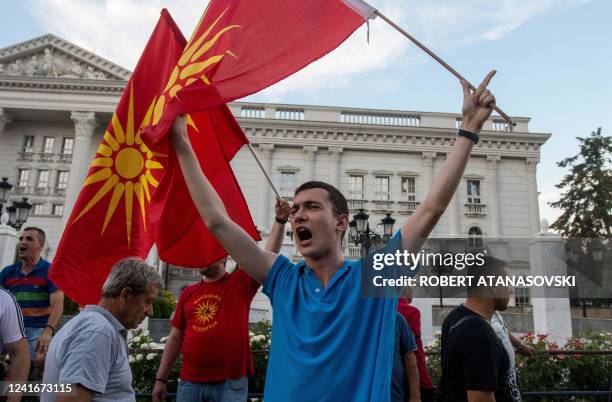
1, 0, 611, 226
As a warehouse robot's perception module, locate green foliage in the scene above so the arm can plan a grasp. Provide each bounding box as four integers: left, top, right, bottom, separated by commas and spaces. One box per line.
62, 296, 80, 316
153, 290, 176, 319
128, 329, 180, 394
517, 331, 612, 399
248, 320, 271, 397
549, 127, 612, 239
423, 330, 611, 401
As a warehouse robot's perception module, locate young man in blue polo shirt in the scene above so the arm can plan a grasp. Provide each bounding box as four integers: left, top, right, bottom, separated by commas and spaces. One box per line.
170, 71, 497, 401
0, 227, 64, 360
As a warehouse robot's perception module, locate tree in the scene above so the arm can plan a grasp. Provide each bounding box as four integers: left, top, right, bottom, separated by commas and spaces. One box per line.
549, 127, 611, 239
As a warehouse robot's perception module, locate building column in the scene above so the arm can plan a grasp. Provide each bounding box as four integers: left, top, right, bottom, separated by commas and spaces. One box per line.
328, 147, 343, 188
487, 155, 502, 238
437, 153, 459, 238
526, 158, 541, 235
257, 144, 274, 231
303, 146, 318, 182
0, 215, 18, 269
0, 108, 12, 137
422, 152, 437, 235
528, 226, 572, 346
62, 112, 98, 228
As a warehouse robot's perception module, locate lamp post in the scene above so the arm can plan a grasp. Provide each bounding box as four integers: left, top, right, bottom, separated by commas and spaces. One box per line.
349, 209, 396, 258
0, 177, 32, 230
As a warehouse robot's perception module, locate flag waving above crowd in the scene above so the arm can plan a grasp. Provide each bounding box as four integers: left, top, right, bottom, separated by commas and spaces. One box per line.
50, 10, 186, 305
143, 0, 376, 143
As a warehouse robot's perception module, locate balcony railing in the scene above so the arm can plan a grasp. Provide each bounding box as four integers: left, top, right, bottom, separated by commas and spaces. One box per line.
398, 201, 419, 215
347, 247, 361, 258
58, 153, 73, 163
17, 151, 34, 161
371, 200, 393, 212
465, 203, 486, 217
347, 199, 366, 211
38, 152, 55, 162
13, 185, 30, 195
34, 187, 50, 196
53, 187, 66, 196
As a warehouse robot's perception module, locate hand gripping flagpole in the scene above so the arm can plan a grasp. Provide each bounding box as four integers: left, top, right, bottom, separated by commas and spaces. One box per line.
247, 143, 282, 199
373, 10, 516, 127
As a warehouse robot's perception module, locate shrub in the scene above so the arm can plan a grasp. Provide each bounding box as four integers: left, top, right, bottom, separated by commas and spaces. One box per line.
128, 329, 180, 394
153, 290, 176, 319
249, 320, 271, 397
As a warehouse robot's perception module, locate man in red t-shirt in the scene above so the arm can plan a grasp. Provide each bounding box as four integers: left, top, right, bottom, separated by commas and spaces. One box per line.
152, 199, 290, 402
397, 287, 435, 402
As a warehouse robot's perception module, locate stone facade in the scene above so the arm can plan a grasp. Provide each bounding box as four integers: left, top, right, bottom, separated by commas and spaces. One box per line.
0, 35, 550, 322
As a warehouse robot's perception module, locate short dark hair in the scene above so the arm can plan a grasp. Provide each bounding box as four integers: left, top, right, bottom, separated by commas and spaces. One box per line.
467, 256, 508, 297
294, 181, 348, 217
22, 227, 46, 246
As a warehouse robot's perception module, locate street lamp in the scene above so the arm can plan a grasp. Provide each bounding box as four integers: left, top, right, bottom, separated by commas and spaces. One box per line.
349, 209, 396, 258
0, 177, 12, 206
0, 177, 32, 230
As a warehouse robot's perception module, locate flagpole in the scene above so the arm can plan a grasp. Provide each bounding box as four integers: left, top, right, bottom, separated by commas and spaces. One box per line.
374, 10, 516, 127
247, 143, 282, 199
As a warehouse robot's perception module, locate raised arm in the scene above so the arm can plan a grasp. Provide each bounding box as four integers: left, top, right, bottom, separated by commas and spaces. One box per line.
171, 116, 277, 284
265, 198, 291, 253
402, 71, 497, 252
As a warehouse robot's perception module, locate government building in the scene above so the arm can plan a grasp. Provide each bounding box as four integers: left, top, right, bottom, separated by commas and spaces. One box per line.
0, 34, 550, 327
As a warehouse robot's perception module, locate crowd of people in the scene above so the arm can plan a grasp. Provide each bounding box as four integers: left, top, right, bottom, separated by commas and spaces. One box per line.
0, 71, 539, 402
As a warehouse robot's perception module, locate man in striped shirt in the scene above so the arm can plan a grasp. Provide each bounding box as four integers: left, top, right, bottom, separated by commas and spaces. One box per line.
0, 227, 64, 361
0, 287, 30, 398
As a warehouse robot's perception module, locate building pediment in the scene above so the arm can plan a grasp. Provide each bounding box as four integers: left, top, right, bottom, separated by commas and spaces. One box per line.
0, 34, 130, 81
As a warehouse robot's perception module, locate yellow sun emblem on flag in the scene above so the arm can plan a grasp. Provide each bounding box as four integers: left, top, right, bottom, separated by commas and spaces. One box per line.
194, 300, 219, 325
73, 83, 165, 247
152, 5, 241, 125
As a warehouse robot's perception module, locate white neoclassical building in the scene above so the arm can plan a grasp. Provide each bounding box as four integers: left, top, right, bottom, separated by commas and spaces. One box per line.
0, 34, 551, 323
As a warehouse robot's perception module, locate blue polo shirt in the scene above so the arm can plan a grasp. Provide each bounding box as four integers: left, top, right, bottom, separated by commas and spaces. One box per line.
0, 258, 58, 328
262, 254, 398, 402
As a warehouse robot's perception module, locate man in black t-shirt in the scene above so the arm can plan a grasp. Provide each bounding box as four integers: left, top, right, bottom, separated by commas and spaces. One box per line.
439, 256, 518, 402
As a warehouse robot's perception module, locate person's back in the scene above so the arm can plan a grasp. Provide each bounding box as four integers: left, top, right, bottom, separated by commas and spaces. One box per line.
42, 306, 134, 402
398, 297, 435, 401
490, 311, 522, 401
391, 313, 417, 402
440, 304, 514, 402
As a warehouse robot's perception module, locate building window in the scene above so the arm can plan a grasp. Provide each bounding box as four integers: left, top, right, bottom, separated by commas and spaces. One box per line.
401, 177, 416, 201
56, 171, 69, 189
515, 287, 530, 306
468, 226, 483, 249
275, 108, 304, 120
467, 180, 481, 204
493, 120, 512, 132
22, 136, 34, 153
280, 171, 296, 198
348, 175, 364, 199
17, 169, 30, 187
33, 203, 46, 216
374, 176, 389, 200
240, 107, 265, 119
52, 204, 64, 216
61, 137, 74, 156
42, 137, 55, 154
37, 169, 50, 188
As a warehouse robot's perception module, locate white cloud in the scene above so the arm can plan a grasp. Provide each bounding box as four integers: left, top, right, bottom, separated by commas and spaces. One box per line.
23, 0, 589, 100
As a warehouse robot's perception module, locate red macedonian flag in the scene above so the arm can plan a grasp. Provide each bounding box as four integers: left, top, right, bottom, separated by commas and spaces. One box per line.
144, 0, 376, 142
49, 10, 186, 305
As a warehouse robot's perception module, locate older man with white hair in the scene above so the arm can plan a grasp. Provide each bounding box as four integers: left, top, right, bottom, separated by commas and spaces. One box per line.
41, 258, 162, 402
